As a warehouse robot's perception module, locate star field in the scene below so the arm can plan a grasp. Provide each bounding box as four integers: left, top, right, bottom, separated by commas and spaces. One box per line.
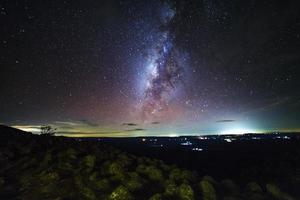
1, 0, 300, 136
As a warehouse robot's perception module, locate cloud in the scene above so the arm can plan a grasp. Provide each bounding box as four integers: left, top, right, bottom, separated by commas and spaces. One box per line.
56, 128, 147, 137
242, 96, 293, 114
122, 123, 138, 126
78, 119, 98, 127
57, 131, 123, 135
125, 128, 146, 132
54, 121, 80, 126
55, 131, 128, 137
216, 120, 235, 123
151, 121, 160, 124
12, 120, 148, 137
55, 120, 98, 127
56, 125, 74, 130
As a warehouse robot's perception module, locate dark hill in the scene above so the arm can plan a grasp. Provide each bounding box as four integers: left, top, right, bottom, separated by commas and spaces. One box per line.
0, 124, 32, 139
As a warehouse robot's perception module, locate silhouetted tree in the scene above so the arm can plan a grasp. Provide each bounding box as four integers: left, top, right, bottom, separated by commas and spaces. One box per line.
40, 125, 56, 136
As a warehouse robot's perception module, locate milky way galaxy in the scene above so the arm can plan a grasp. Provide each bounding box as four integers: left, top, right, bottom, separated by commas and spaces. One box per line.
140, 4, 186, 122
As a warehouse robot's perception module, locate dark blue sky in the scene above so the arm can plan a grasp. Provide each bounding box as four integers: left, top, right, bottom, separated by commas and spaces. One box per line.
1, 0, 300, 136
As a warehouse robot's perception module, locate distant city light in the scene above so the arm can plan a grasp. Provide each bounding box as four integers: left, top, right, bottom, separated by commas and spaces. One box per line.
167, 133, 179, 137
198, 136, 208, 140
224, 138, 232, 143
220, 128, 254, 135
275, 136, 291, 140
180, 141, 192, 146
192, 147, 203, 151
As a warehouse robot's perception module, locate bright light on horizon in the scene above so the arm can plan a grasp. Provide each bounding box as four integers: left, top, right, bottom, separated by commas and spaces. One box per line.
219, 128, 256, 135
12, 125, 41, 133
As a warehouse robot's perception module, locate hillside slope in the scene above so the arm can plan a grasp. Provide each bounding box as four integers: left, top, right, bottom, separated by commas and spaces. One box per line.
0, 126, 296, 200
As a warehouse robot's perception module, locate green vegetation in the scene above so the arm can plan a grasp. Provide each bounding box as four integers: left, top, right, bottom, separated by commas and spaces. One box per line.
200, 179, 217, 200
266, 183, 294, 200
0, 128, 297, 200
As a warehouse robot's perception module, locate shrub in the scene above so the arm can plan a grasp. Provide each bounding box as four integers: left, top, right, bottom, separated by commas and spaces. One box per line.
136, 164, 147, 174
81, 187, 97, 200
223, 197, 238, 200
96, 178, 110, 191
57, 150, 76, 171
164, 181, 177, 197
88, 172, 98, 182
83, 155, 96, 169
20, 170, 60, 200
109, 185, 133, 200
108, 161, 124, 175
202, 176, 217, 185
221, 179, 239, 197
117, 153, 132, 168
39, 150, 52, 169
125, 177, 143, 192
145, 166, 163, 182
178, 183, 195, 200
181, 170, 193, 182
200, 180, 217, 200
160, 162, 171, 172
169, 168, 182, 182
266, 183, 294, 200
0, 177, 4, 191
244, 182, 264, 200
245, 182, 263, 193
39, 171, 59, 183
244, 193, 264, 200
65, 148, 77, 159
169, 168, 193, 184
149, 193, 163, 200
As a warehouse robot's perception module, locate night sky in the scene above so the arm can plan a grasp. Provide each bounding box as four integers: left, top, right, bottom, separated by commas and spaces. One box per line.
1, 0, 300, 136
